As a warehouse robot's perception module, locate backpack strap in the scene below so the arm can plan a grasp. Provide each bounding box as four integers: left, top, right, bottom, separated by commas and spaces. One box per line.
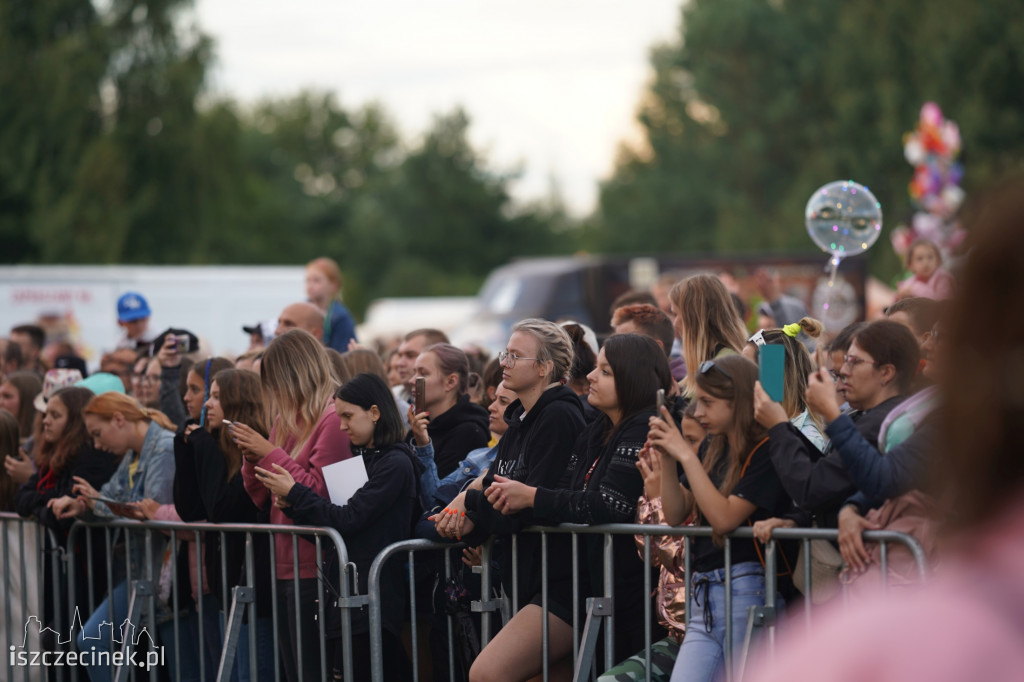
741, 437, 794, 577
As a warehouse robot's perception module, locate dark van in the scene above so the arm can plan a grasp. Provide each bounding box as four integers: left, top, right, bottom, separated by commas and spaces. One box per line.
450, 254, 867, 353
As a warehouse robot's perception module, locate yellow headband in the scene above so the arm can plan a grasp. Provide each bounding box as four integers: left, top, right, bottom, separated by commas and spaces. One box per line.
783, 323, 801, 338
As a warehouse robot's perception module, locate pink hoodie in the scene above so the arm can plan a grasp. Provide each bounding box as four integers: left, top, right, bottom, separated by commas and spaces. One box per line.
242, 405, 351, 580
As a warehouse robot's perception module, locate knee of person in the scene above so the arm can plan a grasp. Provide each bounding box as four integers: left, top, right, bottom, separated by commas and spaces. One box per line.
469, 658, 498, 682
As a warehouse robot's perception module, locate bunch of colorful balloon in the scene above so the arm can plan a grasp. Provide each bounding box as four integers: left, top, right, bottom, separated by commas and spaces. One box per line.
891, 102, 966, 260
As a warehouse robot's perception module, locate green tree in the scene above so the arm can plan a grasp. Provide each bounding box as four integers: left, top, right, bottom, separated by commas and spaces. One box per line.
343, 109, 571, 312
1, 0, 227, 263
591, 0, 1024, 276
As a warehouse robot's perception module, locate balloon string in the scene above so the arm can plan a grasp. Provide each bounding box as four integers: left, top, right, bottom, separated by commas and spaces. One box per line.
822, 255, 842, 313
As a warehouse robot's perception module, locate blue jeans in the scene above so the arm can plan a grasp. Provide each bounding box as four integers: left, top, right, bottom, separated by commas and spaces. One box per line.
234, 616, 276, 682
77, 582, 194, 682
669, 562, 782, 682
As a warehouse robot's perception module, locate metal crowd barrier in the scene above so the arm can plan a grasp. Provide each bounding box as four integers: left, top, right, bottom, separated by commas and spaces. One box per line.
3, 512, 927, 682
0, 516, 353, 682
366, 523, 928, 682
64, 518, 354, 682
2, 513, 66, 682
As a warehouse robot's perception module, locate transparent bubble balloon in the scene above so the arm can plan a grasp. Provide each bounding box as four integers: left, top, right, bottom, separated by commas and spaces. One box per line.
805, 180, 883, 258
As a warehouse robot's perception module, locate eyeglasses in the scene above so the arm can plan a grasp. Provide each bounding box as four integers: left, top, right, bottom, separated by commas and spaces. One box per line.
842, 355, 878, 369
141, 375, 160, 385
928, 327, 942, 342
748, 329, 767, 347
498, 350, 538, 369
699, 360, 732, 380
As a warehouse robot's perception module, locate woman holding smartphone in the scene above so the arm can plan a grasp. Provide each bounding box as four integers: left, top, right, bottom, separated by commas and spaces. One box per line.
173, 368, 274, 682
255, 372, 420, 681
649, 354, 792, 682
48, 392, 176, 682
482, 334, 675, 674
16, 387, 117, 531
434, 319, 586, 682
234, 329, 351, 682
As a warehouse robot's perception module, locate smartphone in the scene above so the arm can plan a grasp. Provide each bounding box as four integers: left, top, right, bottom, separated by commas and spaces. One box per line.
656, 388, 666, 416
87, 494, 124, 506
221, 419, 234, 427
759, 344, 786, 402
414, 377, 426, 414
173, 334, 191, 354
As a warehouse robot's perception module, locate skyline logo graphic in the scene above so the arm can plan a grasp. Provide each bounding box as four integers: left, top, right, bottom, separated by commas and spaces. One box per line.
9, 609, 164, 672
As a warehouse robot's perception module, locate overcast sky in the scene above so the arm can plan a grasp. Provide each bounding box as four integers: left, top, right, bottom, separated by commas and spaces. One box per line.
193, 0, 682, 215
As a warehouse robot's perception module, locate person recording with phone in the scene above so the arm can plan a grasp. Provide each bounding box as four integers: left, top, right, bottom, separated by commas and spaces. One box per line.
752, 320, 918, 529
236, 329, 350, 682
151, 328, 201, 428
482, 334, 674, 677
173, 367, 276, 682
46, 392, 177, 682
434, 320, 586, 681
407, 343, 490, 479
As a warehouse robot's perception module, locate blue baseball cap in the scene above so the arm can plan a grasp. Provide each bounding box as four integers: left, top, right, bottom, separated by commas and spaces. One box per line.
117, 292, 151, 322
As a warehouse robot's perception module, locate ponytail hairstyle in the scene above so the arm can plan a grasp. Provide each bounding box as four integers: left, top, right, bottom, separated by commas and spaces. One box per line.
562, 323, 597, 392
670, 275, 748, 395
83, 392, 176, 431
694, 354, 764, 543
33, 386, 94, 473
211, 369, 267, 480
188, 357, 234, 425
747, 317, 825, 432
510, 319, 575, 384
422, 343, 471, 397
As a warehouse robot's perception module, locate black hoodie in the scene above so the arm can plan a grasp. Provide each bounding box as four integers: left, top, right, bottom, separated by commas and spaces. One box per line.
284, 442, 424, 636
421, 394, 490, 479
464, 384, 586, 603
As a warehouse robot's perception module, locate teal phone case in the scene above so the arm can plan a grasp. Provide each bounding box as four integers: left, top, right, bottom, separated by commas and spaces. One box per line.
759, 344, 786, 402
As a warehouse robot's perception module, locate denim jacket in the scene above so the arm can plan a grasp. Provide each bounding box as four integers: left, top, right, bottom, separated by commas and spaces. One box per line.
93, 421, 176, 514
92, 421, 176, 580
415, 442, 497, 505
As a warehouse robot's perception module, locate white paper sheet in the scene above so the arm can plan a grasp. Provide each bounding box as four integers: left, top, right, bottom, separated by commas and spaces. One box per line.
321, 456, 369, 506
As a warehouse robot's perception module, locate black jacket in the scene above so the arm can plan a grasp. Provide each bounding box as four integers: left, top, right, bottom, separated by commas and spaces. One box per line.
421, 394, 490, 479
284, 442, 422, 636
15, 444, 119, 536
533, 411, 664, 659
172, 422, 271, 615
767, 395, 903, 526
463, 384, 586, 603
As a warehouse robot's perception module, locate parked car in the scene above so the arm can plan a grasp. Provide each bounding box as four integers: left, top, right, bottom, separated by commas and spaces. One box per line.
449, 253, 868, 353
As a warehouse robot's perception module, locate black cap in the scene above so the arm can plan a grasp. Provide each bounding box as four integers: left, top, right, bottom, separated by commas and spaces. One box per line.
54, 354, 89, 378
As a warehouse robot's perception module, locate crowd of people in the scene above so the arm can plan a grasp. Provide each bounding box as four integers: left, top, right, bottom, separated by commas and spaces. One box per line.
1, 181, 1021, 682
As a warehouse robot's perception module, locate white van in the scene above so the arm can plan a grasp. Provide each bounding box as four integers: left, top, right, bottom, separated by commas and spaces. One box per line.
0, 265, 305, 367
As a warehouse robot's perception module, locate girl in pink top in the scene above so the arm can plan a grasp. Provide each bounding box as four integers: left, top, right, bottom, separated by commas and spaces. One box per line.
896, 238, 955, 300
234, 329, 351, 682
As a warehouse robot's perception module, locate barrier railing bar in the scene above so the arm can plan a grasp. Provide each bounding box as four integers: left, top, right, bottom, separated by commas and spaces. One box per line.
643, 534, 652, 682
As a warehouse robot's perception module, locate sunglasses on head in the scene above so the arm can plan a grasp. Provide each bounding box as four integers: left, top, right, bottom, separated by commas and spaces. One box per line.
699, 360, 732, 380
